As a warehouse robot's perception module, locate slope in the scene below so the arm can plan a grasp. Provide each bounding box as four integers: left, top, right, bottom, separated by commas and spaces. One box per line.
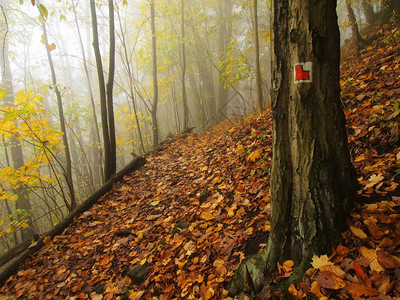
0, 25, 399, 299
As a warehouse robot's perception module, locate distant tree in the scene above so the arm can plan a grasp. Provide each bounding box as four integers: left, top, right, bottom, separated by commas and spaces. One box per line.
229, 0, 358, 295
362, 0, 400, 24
216, 0, 233, 122
150, 0, 159, 148
38, 2, 76, 211
346, 0, 368, 49
71, 0, 104, 184
252, 0, 264, 111
90, 0, 117, 181
0, 5, 35, 242
181, 0, 189, 130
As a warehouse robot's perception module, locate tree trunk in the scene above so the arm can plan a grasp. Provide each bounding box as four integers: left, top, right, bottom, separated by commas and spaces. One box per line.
116, 9, 146, 154
106, 0, 117, 175
72, 0, 104, 184
150, 0, 159, 148
362, 0, 396, 25
216, 0, 232, 122
90, 0, 113, 181
362, 0, 377, 24
253, 0, 264, 112
181, 0, 189, 130
40, 10, 76, 211
228, 0, 357, 295
346, 0, 368, 49
0, 7, 35, 241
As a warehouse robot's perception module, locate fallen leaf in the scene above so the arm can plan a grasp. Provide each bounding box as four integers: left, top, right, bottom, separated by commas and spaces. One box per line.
311, 254, 333, 269
313, 271, 345, 290
350, 226, 368, 239
200, 211, 214, 221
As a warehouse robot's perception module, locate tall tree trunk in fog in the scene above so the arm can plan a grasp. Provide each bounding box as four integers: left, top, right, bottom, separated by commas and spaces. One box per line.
0, 7, 35, 242
116, 10, 146, 154
106, 0, 117, 176
228, 0, 357, 295
346, 0, 367, 49
181, 0, 189, 130
362, 0, 398, 24
150, 0, 159, 148
253, 0, 264, 112
72, 0, 104, 184
217, 0, 232, 122
39, 9, 76, 211
90, 0, 116, 181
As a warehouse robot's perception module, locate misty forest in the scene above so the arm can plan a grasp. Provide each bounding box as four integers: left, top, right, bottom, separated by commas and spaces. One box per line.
0, 0, 399, 299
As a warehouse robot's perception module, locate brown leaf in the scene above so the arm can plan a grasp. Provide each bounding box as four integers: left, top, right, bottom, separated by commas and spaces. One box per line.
376, 249, 400, 269
313, 271, 345, 290
345, 283, 380, 297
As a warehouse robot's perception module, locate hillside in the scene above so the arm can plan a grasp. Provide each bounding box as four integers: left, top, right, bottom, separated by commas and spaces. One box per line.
0, 26, 399, 299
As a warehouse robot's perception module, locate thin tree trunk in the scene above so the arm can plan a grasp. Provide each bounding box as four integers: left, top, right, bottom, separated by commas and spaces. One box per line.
216, 0, 232, 122
150, 0, 159, 148
0, 3, 35, 243
72, 0, 104, 184
40, 17, 76, 211
116, 10, 146, 154
253, 0, 264, 111
90, 0, 113, 181
106, 0, 117, 175
181, 0, 189, 130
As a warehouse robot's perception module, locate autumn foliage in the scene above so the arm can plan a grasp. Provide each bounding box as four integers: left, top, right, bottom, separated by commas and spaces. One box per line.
0, 25, 399, 299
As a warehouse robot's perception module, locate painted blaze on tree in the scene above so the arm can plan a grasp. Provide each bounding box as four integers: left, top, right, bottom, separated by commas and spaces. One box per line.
228, 0, 358, 295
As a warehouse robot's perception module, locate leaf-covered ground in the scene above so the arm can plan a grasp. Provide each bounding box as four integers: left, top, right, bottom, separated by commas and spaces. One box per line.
1, 25, 399, 299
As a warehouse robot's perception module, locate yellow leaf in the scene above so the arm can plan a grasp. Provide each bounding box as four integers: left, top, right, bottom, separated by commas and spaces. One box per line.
48, 43, 56, 51
247, 150, 261, 162
365, 174, 384, 188
227, 203, 237, 216
200, 211, 214, 221
236, 143, 245, 155
320, 265, 346, 278
84, 230, 95, 238
360, 246, 385, 273
311, 254, 333, 269
350, 226, 368, 239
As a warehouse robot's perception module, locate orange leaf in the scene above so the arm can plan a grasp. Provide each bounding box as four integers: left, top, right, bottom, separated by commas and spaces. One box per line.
200, 211, 214, 221
345, 283, 380, 298
352, 261, 367, 281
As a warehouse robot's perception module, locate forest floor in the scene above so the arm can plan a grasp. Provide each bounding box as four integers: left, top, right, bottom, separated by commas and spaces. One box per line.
1, 25, 400, 300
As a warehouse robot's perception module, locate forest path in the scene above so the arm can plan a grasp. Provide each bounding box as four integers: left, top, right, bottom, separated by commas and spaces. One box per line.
1, 24, 400, 299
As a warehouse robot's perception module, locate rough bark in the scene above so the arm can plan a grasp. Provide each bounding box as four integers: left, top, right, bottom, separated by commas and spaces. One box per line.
228, 0, 357, 295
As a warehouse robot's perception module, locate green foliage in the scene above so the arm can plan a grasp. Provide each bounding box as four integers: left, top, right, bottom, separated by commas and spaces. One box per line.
218, 39, 252, 88
0, 209, 31, 239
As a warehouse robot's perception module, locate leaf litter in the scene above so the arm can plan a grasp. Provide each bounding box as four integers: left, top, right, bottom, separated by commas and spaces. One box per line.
0, 24, 399, 299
